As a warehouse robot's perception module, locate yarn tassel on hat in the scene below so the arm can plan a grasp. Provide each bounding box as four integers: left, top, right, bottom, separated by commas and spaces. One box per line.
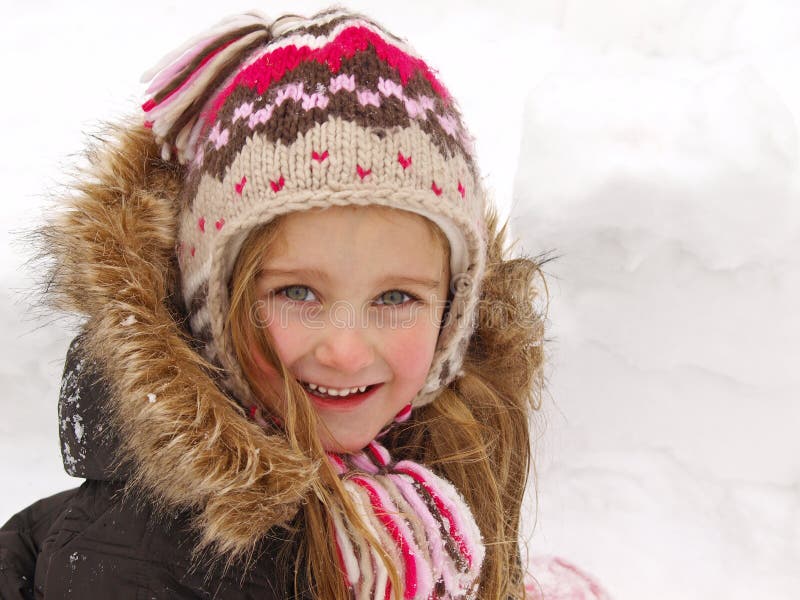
328, 441, 485, 599
141, 12, 273, 163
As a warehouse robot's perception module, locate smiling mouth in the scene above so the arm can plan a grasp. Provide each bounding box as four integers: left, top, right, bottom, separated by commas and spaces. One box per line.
298, 380, 378, 400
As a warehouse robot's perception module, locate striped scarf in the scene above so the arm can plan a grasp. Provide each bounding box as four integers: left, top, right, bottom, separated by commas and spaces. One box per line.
327, 440, 485, 599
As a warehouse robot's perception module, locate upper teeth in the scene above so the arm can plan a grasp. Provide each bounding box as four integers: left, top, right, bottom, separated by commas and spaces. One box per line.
306, 382, 367, 396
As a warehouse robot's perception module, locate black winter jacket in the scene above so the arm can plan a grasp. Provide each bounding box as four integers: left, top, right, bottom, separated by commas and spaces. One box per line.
0, 338, 301, 599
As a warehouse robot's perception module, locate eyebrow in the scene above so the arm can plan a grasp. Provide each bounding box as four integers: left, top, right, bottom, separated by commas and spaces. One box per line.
378, 275, 442, 291
259, 267, 331, 282
259, 268, 442, 290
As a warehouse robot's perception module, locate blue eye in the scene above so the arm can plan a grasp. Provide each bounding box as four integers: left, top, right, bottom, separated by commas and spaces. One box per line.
376, 290, 414, 306
280, 285, 317, 302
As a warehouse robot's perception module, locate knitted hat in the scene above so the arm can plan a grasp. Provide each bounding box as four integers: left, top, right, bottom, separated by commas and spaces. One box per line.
142, 8, 487, 407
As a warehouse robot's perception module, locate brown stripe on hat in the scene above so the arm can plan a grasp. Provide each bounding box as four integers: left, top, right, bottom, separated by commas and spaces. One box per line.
338, 45, 415, 89
270, 11, 408, 47
198, 94, 471, 182
273, 12, 356, 41
211, 59, 332, 125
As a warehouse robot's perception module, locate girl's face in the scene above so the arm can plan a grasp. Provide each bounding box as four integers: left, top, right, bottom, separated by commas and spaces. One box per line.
251, 205, 450, 453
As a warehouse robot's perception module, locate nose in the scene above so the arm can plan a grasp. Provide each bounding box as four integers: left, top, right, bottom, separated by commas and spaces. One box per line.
313, 323, 375, 374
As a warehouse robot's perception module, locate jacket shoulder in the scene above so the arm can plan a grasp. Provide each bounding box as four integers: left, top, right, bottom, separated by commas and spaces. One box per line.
15, 480, 289, 599
1, 488, 78, 599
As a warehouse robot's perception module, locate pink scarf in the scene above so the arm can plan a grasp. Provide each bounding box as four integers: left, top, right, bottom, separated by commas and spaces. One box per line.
327, 440, 485, 599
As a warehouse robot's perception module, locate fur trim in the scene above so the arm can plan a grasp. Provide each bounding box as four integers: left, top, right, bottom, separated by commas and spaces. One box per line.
37, 118, 317, 561
34, 117, 514, 569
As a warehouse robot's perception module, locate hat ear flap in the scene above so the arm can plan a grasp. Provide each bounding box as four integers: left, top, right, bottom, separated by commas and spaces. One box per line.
142, 13, 273, 164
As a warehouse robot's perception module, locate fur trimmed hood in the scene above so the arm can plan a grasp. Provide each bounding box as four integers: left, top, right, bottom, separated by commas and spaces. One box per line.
42, 120, 317, 560
40, 118, 511, 568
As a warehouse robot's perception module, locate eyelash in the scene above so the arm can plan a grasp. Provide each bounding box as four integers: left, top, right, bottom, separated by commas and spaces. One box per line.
274, 285, 419, 306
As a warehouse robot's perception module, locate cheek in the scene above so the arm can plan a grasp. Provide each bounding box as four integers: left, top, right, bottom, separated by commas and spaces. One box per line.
383, 321, 440, 381
258, 301, 318, 364
258, 300, 305, 360
247, 313, 306, 401
264, 322, 295, 364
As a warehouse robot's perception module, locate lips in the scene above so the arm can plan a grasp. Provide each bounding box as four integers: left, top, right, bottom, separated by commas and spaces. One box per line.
299, 380, 377, 400
303, 382, 384, 410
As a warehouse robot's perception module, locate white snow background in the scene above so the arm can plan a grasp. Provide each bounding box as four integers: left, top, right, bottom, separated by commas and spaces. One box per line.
2, 1, 798, 598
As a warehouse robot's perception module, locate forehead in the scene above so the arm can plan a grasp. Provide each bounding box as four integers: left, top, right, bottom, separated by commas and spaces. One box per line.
264, 205, 449, 267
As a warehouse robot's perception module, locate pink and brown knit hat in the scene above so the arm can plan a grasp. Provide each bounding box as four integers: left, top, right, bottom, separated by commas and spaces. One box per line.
141, 8, 487, 408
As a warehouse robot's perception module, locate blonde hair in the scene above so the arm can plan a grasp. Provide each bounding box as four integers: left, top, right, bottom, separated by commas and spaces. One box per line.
227, 206, 544, 598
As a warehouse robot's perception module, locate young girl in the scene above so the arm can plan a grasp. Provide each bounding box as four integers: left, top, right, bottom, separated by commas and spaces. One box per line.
0, 7, 544, 599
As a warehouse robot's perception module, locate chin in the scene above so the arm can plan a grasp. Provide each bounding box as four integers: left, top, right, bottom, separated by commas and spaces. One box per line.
321, 433, 375, 455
